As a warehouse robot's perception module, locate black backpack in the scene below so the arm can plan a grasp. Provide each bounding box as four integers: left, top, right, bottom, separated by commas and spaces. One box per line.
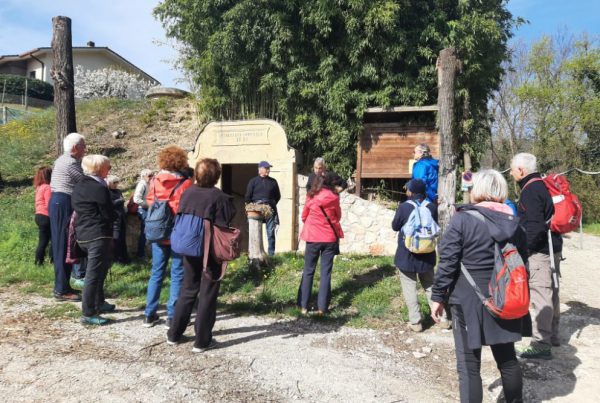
144, 178, 186, 242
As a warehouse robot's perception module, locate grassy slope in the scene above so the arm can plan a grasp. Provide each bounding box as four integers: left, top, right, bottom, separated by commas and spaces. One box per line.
0, 98, 430, 327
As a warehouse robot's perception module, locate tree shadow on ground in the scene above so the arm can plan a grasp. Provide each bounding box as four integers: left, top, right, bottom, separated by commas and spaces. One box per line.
0, 177, 32, 190
489, 300, 600, 402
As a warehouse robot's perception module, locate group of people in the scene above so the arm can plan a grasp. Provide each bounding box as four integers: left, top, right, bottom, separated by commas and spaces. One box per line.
36, 134, 563, 400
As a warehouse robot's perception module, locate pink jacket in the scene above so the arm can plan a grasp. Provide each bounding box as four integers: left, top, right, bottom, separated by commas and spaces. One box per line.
300, 188, 344, 243
35, 184, 51, 216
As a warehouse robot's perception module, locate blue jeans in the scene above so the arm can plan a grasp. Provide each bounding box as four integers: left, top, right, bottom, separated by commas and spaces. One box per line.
137, 209, 147, 257
144, 242, 184, 319
49, 192, 73, 295
265, 214, 277, 256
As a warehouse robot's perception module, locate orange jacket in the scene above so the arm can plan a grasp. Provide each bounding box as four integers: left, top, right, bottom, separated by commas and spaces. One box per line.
145, 171, 192, 214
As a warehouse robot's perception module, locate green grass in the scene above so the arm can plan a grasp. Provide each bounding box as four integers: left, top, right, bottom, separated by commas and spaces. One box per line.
0, 98, 423, 328
583, 223, 600, 236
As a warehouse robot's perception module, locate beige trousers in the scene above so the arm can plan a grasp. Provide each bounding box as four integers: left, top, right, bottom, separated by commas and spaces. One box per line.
528, 252, 560, 346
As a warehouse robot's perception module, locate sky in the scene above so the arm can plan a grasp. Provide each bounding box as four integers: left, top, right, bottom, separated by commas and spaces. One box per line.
0, 0, 599, 91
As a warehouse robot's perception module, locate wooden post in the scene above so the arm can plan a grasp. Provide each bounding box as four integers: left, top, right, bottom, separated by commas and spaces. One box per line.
248, 216, 268, 267
355, 135, 363, 197
436, 48, 460, 232
51, 16, 77, 156
24, 79, 28, 111
1, 106, 6, 124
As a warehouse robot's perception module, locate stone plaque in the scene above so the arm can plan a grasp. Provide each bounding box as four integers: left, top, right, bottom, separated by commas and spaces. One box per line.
215, 128, 270, 146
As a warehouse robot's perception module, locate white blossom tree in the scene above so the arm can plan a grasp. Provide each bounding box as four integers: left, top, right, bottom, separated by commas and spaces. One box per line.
74, 66, 155, 99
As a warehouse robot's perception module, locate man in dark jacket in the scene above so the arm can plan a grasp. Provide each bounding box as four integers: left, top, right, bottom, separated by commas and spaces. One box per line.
510, 152, 557, 359
245, 161, 281, 256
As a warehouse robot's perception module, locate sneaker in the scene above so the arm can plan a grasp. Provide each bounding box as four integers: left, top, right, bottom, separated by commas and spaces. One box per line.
166, 335, 180, 346
517, 344, 552, 360
71, 278, 85, 289
142, 314, 160, 328
408, 323, 423, 332
438, 318, 452, 330
192, 340, 217, 353
80, 315, 109, 326
99, 301, 116, 313
551, 338, 561, 347
54, 292, 81, 302
164, 318, 172, 330
300, 308, 308, 315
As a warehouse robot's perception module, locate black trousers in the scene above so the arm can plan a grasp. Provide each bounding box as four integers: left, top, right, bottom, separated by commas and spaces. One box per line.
35, 214, 52, 264
168, 255, 221, 349
78, 238, 111, 317
297, 242, 337, 312
451, 305, 523, 403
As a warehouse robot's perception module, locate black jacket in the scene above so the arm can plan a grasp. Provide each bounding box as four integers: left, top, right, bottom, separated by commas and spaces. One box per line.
391, 195, 438, 273
71, 176, 116, 242
245, 175, 281, 208
431, 204, 529, 349
178, 186, 236, 227
517, 173, 554, 254
109, 188, 126, 238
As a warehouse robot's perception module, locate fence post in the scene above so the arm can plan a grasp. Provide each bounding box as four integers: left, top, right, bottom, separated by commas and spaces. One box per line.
1, 106, 6, 124
24, 79, 28, 111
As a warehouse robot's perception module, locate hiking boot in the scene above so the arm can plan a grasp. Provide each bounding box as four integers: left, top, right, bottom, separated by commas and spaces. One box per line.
99, 301, 116, 313
54, 292, 81, 302
164, 318, 172, 330
517, 344, 552, 360
71, 277, 85, 289
142, 314, 160, 328
551, 338, 561, 347
81, 315, 109, 326
408, 323, 423, 332
192, 339, 217, 353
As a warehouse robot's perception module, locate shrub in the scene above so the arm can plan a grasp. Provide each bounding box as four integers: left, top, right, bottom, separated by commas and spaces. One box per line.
0, 74, 54, 101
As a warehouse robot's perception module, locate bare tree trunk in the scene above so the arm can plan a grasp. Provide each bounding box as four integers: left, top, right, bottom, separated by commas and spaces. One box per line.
248, 216, 268, 267
436, 48, 460, 232
462, 151, 472, 203
51, 16, 76, 156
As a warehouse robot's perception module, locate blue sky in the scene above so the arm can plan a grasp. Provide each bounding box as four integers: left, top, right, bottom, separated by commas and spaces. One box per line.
0, 0, 598, 90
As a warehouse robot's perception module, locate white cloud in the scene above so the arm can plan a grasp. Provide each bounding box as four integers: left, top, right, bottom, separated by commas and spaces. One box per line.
0, 0, 185, 88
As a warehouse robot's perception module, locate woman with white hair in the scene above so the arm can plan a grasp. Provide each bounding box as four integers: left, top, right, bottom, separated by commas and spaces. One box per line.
72, 155, 117, 325
133, 169, 153, 258
430, 169, 530, 403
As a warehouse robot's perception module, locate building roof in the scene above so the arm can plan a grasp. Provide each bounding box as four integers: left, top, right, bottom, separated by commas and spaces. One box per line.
0, 46, 159, 84
365, 105, 438, 113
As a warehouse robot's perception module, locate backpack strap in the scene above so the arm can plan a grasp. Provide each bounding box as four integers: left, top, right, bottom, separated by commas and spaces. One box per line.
521, 177, 543, 192
319, 205, 339, 240
167, 178, 186, 200
406, 200, 423, 226
460, 210, 493, 304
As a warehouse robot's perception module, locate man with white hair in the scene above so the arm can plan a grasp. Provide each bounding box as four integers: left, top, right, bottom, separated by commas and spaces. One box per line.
510, 152, 556, 359
306, 157, 326, 191
49, 132, 86, 301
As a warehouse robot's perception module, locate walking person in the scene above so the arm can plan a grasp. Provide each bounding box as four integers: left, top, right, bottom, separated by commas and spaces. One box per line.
167, 158, 236, 352
391, 179, 448, 331
411, 143, 439, 203
431, 169, 529, 403
143, 146, 192, 328
245, 161, 281, 256
34, 166, 53, 266
49, 132, 86, 301
71, 155, 117, 325
133, 169, 153, 258
297, 172, 344, 315
510, 153, 557, 359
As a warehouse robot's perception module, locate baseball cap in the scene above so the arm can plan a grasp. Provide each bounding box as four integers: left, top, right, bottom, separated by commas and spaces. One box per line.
258, 161, 272, 168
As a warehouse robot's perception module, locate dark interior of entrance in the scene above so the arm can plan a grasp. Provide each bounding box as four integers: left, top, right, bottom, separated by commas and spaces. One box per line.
221, 164, 257, 252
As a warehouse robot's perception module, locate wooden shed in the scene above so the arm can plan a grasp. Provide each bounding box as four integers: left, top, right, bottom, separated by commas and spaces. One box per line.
355, 105, 439, 199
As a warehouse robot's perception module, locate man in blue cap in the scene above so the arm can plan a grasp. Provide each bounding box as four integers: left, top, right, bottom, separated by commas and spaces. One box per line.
245, 161, 281, 255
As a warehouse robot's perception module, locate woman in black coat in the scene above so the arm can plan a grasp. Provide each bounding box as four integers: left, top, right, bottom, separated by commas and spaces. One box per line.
167, 158, 236, 353
431, 169, 529, 403
106, 175, 130, 264
71, 155, 117, 326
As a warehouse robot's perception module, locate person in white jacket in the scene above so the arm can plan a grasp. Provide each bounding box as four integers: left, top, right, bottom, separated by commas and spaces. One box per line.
133, 169, 153, 258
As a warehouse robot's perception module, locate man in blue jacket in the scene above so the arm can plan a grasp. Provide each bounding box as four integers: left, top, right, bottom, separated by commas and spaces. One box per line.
412, 143, 438, 203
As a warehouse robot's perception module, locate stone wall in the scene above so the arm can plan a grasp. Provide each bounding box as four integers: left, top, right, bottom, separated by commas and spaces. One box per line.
297, 175, 398, 256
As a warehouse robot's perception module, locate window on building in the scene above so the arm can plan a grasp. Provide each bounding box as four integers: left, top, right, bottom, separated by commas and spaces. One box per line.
29, 71, 36, 79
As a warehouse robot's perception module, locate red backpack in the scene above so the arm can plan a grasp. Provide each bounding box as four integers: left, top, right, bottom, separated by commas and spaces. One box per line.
524, 174, 582, 234
461, 211, 530, 320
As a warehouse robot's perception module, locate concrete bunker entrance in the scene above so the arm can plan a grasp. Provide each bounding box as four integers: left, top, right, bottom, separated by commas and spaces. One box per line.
221, 163, 256, 251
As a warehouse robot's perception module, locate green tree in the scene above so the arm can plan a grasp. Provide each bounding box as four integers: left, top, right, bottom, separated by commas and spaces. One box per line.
155, 0, 514, 175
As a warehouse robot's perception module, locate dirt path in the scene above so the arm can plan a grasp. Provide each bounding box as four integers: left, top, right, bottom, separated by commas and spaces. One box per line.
1, 233, 598, 402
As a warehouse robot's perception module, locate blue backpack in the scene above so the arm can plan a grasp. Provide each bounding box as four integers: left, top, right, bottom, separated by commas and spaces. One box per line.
170, 213, 205, 257
144, 178, 186, 242
401, 200, 440, 254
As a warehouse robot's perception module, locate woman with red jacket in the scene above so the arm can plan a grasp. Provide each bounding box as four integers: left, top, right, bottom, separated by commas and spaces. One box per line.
142, 146, 193, 328
297, 172, 345, 314
34, 166, 53, 265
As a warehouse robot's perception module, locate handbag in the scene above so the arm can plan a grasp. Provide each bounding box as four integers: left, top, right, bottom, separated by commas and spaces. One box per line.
202, 218, 242, 281
319, 206, 340, 255
126, 194, 139, 215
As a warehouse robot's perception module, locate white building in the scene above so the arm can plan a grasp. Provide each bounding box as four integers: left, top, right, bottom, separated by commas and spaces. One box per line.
0, 41, 159, 85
